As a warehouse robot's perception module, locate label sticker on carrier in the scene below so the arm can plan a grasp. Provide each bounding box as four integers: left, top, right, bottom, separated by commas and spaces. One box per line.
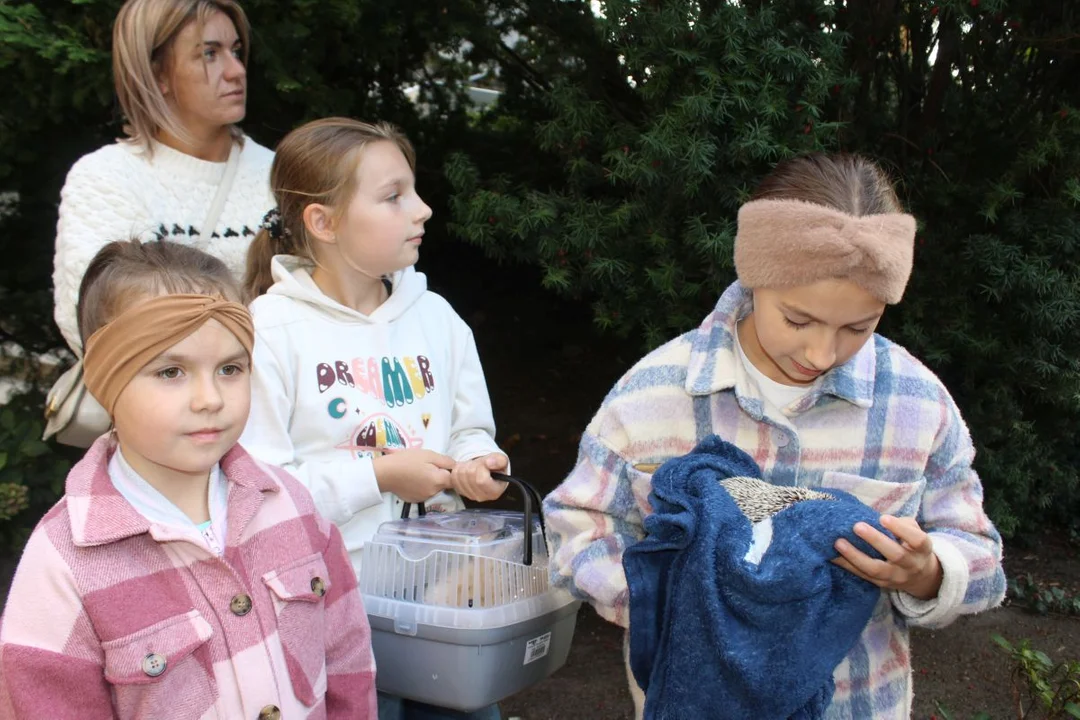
523, 631, 552, 665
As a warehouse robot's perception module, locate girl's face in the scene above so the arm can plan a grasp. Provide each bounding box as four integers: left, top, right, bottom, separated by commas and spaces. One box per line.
112, 319, 251, 486
158, 11, 246, 139
742, 279, 885, 386
332, 140, 433, 277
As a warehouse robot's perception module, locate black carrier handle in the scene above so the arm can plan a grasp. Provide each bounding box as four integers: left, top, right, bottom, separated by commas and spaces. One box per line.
399, 472, 547, 566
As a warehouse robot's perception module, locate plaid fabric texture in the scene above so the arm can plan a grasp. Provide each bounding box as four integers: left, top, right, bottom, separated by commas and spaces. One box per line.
0, 436, 377, 720
544, 281, 1006, 719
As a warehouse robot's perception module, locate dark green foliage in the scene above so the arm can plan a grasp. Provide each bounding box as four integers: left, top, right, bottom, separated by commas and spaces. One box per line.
1, 0, 1078, 546
992, 634, 1080, 719
1008, 574, 1080, 617
447, 0, 1080, 537
0, 393, 80, 549
447, 0, 851, 346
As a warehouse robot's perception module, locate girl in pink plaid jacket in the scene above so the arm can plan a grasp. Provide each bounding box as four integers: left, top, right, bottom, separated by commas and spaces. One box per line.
0, 240, 377, 720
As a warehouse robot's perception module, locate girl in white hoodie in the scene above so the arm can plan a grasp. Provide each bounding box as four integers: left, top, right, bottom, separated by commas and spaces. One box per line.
239, 117, 508, 720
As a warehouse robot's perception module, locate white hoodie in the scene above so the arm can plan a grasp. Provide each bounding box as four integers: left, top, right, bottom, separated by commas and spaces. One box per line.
240, 255, 503, 566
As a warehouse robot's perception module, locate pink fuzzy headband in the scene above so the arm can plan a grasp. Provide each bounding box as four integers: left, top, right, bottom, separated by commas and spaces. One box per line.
734, 199, 917, 304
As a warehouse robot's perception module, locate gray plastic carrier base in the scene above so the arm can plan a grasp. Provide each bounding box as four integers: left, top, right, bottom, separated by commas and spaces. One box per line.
368, 600, 581, 712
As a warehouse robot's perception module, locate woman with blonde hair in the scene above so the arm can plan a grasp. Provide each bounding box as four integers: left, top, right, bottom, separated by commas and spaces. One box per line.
51, 0, 274, 356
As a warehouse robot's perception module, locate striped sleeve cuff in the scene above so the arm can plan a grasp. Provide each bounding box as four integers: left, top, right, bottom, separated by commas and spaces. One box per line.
890, 536, 969, 628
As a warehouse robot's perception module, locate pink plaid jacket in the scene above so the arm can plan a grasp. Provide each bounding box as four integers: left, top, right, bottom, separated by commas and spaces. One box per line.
0, 436, 377, 720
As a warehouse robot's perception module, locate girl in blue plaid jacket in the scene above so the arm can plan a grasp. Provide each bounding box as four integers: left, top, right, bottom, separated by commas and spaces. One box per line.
544, 153, 1006, 719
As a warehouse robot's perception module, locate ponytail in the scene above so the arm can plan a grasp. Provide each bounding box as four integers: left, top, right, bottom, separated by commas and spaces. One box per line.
243, 228, 280, 302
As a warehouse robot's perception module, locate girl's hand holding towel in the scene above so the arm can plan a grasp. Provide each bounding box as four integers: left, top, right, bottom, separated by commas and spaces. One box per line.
833, 515, 944, 600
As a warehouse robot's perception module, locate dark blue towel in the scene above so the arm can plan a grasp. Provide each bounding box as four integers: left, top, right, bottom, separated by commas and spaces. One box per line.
623, 435, 891, 720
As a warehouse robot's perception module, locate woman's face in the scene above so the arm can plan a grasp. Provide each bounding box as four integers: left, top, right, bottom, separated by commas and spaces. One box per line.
741, 279, 886, 386
158, 10, 246, 139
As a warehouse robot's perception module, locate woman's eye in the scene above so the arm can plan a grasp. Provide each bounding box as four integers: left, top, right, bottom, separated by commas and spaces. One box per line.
386, 193, 401, 203
203, 48, 217, 61
232, 47, 243, 60
847, 327, 871, 335
157, 367, 182, 380
220, 364, 245, 376
783, 317, 809, 330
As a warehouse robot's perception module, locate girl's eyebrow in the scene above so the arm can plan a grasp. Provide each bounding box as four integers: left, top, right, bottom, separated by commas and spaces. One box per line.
375, 177, 409, 191
148, 351, 248, 366
148, 352, 190, 365
780, 303, 882, 326
219, 351, 250, 365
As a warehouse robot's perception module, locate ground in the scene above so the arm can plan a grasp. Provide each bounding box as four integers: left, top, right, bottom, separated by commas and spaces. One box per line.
440, 265, 1080, 720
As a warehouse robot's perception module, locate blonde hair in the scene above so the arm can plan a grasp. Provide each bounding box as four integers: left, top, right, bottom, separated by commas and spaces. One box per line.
751, 153, 903, 215
243, 117, 417, 300
77, 239, 241, 346
112, 0, 250, 150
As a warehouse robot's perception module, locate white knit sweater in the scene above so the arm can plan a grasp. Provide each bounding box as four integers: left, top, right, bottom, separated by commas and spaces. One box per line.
52, 136, 275, 352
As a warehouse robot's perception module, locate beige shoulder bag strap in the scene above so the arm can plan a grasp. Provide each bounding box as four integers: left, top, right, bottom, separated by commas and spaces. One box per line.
198, 140, 241, 247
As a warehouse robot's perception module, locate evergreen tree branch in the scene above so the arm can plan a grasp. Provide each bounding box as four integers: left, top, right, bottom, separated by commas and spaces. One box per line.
922, 14, 961, 137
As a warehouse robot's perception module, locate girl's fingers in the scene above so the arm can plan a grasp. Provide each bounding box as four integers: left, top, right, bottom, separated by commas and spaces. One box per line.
835, 517, 939, 593
485, 453, 509, 470
425, 451, 457, 470
852, 522, 907, 564
835, 538, 890, 579
880, 515, 934, 554
831, 556, 878, 585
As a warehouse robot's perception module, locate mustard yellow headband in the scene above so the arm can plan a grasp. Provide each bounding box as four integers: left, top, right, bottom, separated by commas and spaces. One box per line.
83, 294, 255, 415
734, 199, 917, 304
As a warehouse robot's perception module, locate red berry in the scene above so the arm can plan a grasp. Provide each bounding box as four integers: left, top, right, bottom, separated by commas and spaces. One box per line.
795, 103, 805, 112
970, 0, 979, 7
831, 84, 841, 95
803, 123, 813, 134
488, 216, 496, 224
930, 6, 939, 16
621, 145, 630, 155
1060, 109, 1069, 119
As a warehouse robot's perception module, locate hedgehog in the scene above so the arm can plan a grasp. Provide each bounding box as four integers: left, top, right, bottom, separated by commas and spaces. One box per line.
719, 476, 835, 523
